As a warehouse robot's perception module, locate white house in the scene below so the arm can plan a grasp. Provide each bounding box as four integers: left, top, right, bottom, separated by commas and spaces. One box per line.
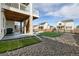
39, 22, 50, 30
33, 22, 54, 32
57, 19, 75, 32
0, 3, 39, 40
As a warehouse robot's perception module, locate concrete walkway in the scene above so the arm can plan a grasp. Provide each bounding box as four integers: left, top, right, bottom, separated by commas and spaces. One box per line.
0, 33, 79, 56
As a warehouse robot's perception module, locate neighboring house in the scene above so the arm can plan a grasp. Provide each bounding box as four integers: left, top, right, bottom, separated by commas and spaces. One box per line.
74, 25, 79, 34
50, 26, 56, 32
39, 22, 50, 31
33, 25, 39, 32
0, 3, 39, 40
57, 19, 75, 32
33, 22, 54, 32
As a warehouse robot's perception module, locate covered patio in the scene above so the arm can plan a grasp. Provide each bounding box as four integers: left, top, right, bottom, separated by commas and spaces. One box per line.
3, 8, 37, 39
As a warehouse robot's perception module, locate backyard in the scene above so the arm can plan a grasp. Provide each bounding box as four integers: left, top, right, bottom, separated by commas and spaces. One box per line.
0, 36, 41, 53
1, 33, 79, 56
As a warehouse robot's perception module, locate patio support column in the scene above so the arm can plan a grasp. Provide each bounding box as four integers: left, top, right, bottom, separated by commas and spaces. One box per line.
28, 3, 33, 35
23, 3, 33, 35
26, 19, 29, 33
23, 19, 29, 34
20, 21, 22, 33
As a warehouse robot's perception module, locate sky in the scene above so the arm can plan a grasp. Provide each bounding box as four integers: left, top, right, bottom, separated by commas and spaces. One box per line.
32, 3, 79, 27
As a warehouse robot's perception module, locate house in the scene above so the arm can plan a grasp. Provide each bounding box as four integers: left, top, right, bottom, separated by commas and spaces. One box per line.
33, 22, 54, 32
0, 3, 39, 40
39, 22, 50, 31
57, 19, 75, 32
33, 25, 39, 32
73, 25, 79, 34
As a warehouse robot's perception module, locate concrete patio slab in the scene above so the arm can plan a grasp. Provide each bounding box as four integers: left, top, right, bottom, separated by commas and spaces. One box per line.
2, 33, 33, 40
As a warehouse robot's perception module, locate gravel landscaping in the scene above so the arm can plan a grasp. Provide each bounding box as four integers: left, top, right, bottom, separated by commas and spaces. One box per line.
72, 33, 79, 45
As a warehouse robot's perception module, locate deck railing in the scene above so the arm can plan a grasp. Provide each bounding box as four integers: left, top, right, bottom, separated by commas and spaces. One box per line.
4, 3, 39, 17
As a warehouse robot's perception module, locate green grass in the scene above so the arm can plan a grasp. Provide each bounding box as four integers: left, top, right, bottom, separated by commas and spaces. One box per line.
0, 36, 41, 53
40, 32, 63, 37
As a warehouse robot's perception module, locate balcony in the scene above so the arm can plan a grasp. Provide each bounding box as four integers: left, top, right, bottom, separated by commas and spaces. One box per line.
2, 3, 39, 18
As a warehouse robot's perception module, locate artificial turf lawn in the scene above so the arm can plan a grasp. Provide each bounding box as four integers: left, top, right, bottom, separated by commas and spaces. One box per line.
0, 36, 41, 53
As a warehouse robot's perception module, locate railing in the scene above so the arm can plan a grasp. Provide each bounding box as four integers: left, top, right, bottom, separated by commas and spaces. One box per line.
4, 3, 39, 17
20, 4, 30, 12
5, 3, 19, 9
33, 9, 39, 17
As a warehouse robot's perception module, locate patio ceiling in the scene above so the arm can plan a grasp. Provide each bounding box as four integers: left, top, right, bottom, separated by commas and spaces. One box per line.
4, 9, 37, 22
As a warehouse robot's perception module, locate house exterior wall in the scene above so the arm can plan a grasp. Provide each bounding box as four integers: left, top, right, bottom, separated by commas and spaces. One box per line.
6, 20, 15, 32
40, 22, 50, 30
0, 4, 3, 40
33, 25, 39, 31
64, 22, 74, 30
2, 3, 39, 18
57, 21, 64, 26
34, 22, 53, 32
65, 22, 75, 32
0, 4, 6, 40
57, 21, 75, 32
43, 22, 48, 29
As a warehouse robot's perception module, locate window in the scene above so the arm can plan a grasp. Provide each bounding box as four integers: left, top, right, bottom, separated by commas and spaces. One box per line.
59, 23, 62, 25
39, 26, 43, 30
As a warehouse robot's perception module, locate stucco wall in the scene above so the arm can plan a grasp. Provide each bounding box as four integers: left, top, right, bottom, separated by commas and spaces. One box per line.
6, 20, 15, 32
0, 4, 6, 40
43, 23, 48, 29
0, 4, 2, 40
0, 4, 15, 40
64, 22, 75, 30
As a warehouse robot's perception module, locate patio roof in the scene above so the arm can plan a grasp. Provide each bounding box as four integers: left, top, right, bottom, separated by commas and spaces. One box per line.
4, 9, 38, 22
